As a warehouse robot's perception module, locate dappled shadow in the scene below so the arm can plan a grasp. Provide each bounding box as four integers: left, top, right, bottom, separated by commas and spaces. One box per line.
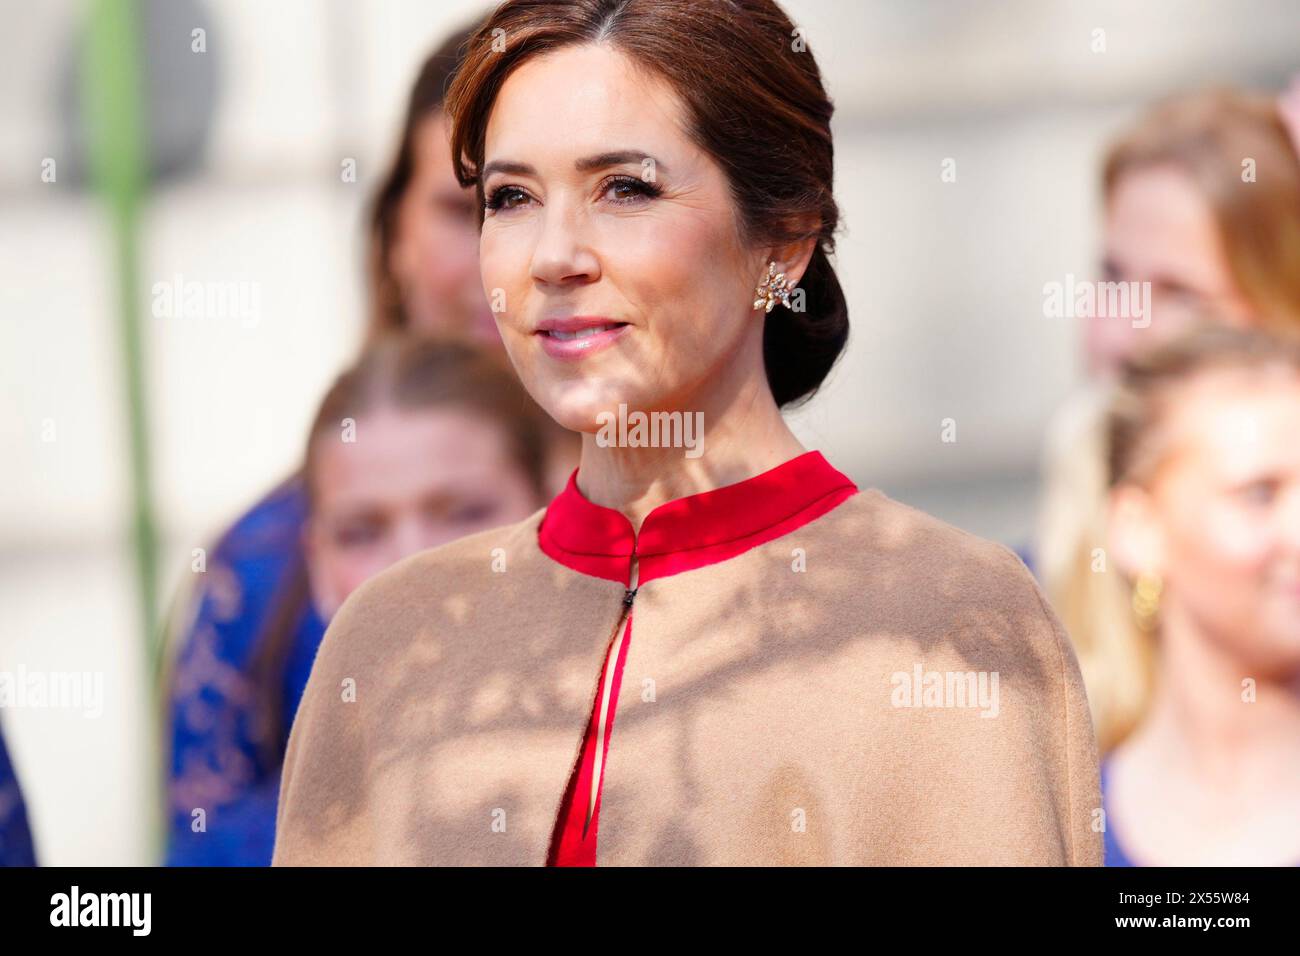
279, 456, 1074, 865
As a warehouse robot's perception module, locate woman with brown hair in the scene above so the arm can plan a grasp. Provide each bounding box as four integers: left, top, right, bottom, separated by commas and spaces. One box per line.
274, 0, 1101, 867
367, 22, 503, 344
1099, 324, 1300, 865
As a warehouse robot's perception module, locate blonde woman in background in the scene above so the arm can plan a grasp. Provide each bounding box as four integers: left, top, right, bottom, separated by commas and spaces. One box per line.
1036, 85, 1300, 779
1099, 325, 1300, 865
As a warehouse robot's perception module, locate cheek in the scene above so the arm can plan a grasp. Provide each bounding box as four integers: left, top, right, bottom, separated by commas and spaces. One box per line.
402, 225, 466, 299
479, 231, 534, 347
479, 228, 523, 303
621, 220, 751, 361
1166, 502, 1273, 587
1148, 298, 1202, 341
320, 543, 394, 604
391, 194, 431, 279
424, 219, 479, 272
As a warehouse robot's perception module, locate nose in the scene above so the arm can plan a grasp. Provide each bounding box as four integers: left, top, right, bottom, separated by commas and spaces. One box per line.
529, 195, 600, 291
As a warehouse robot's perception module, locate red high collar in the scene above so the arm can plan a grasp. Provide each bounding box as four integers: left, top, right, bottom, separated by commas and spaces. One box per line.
538, 450, 858, 586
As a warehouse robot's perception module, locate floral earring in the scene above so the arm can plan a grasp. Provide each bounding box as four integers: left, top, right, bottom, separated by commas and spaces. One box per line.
753, 260, 794, 313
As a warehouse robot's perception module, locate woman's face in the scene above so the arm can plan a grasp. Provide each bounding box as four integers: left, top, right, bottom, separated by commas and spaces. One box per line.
305, 407, 540, 619
1112, 369, 1300, 676
391, 113, 502, 346
1092, 165, 1256, 376
477, 43, 775, 433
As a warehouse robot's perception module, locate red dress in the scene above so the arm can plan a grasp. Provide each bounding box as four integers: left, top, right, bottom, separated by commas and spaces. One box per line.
538, 451, 858, 865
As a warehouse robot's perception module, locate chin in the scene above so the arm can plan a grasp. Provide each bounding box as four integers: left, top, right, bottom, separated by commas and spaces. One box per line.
1255, 648, 1300, 682
1224, 619, 1300, 678
537, 377, 650, 435
1261, 609, 1300, 673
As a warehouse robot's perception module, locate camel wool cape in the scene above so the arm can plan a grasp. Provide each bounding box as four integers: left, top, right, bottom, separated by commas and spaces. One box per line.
273, 452, 1102, 866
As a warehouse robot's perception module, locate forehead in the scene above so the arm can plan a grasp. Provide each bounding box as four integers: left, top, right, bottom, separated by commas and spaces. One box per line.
312, 408, 510, 506
1161, 368, 1300, 477
484, 43, 689, 167
1104, 165, 1227, 278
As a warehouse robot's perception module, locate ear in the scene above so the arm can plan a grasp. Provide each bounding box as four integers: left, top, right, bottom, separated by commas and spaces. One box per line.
1106, 482, 1166, 578
762, 226, 820, 292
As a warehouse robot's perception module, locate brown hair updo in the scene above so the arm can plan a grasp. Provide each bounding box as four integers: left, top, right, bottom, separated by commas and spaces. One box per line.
443, 0, 849, 408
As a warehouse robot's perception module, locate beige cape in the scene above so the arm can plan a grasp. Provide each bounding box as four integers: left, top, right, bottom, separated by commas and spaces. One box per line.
273, 489, 1102, 865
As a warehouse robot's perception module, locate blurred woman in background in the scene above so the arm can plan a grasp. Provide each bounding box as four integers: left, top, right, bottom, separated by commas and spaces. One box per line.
1099, 325, 1300, 865
163, 15, 576, 866
301, 337, 550, 623
1037, 84, 1300, 762
168, 335, 553, 864
367, 23, 502, 346
1087, 86, 1300, 374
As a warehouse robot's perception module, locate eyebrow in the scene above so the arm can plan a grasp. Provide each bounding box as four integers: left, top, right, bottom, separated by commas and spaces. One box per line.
480, 150, 666, 181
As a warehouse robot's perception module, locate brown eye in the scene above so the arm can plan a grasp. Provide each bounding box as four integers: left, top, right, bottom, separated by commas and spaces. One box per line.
485, 185, 531, 212
602, 175, 662, 206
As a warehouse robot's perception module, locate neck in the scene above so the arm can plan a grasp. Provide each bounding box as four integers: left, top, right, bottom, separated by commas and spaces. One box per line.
1128, 599, 1300, 787
574, 372, 806, 532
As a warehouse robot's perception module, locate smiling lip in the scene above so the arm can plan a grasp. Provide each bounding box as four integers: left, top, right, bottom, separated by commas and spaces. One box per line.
535, 316, 629, 360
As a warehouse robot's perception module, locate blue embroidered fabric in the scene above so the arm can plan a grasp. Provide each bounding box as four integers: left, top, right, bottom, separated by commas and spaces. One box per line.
163, 474, 326, 866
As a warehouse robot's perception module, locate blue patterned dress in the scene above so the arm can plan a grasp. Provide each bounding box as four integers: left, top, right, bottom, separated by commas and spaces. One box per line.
164, 473, 326, 866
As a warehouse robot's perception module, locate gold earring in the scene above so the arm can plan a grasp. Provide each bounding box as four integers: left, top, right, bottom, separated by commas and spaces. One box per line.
753, 260, 794, 313
1131, 571, 1163, 632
